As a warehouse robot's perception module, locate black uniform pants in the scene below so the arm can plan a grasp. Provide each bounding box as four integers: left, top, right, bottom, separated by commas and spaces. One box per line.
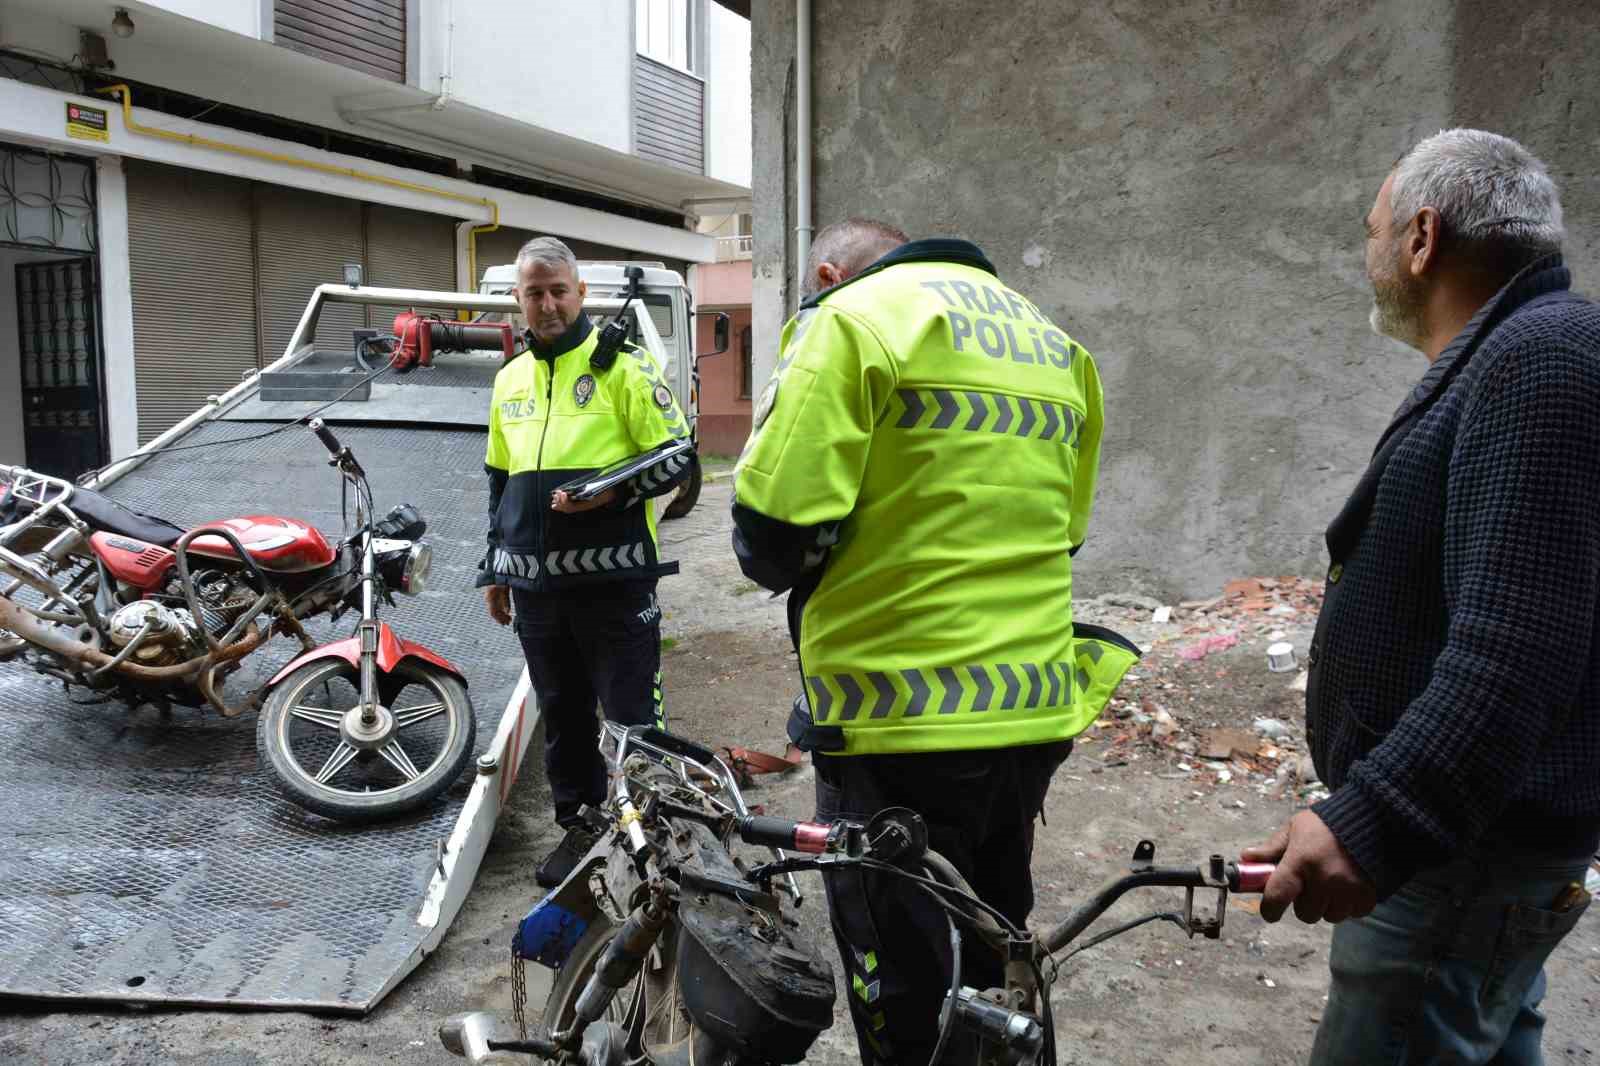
814, 741, 1072, 1066
512, 584, 663, 829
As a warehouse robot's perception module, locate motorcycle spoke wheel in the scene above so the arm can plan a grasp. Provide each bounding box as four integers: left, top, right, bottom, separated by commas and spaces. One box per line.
290, 704, 344, 730
543, 919, 688, 1051
315, 741, 360, 783
255, 657, 476, 823
377, 739, 421, 781
393, 701, 446, 728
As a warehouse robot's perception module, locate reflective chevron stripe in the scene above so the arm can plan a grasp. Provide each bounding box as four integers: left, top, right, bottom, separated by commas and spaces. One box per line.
544, 543, 647, 575
633, 448, 691, 493
493, 548, 541, 580
890, 387, 1081, 446
806, 662, 1081, 723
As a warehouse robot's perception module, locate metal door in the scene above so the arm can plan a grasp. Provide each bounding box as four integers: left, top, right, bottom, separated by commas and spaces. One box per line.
16, 257, 104, 478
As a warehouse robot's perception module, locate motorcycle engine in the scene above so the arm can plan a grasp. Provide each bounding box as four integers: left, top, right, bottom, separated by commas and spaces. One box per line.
107, 600, 204, 665
190, 570, 258, 633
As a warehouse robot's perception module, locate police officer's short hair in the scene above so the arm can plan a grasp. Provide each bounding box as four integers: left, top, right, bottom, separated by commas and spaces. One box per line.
516, 236, 580, 280
1390, 129, 1564, 279
805, 218, 909, 296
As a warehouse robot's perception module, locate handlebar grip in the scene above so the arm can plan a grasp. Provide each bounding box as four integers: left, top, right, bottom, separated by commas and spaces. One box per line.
308, 417, 342, 456
738, 815, 801, 851
1232, 862, 1276, 893
738, 816, 833, 854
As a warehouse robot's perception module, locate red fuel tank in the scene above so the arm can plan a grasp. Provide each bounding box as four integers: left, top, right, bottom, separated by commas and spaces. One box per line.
186, 516, 337, 572
90, 532, 175, 592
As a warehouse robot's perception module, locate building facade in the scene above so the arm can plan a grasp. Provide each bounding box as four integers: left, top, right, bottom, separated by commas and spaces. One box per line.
751, 0, 1600, 596
0, 0, 751, 475
691, 216, 752, 457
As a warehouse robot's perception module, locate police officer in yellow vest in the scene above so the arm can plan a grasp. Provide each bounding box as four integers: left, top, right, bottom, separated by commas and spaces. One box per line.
481, 236, 694, 887
734, 219, 1138, 1065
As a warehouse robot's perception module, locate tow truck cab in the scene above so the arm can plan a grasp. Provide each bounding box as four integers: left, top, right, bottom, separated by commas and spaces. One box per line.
479, 262, 699, 436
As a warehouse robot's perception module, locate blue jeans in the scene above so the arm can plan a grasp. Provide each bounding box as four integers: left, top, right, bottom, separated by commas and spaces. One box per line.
1309, 849, 1594, 1066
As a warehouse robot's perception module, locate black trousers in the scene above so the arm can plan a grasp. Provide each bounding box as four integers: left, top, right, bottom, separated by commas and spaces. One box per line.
814, 741, 1072, 1066
512, 584, 663, 829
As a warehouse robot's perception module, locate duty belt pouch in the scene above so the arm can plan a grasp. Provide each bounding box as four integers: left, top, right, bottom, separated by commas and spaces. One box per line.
676, 890, 836, 1063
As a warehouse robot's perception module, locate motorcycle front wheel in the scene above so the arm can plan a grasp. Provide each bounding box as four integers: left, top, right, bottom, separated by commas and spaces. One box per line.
544, 916, 692, 1049
255, 658, 476, 822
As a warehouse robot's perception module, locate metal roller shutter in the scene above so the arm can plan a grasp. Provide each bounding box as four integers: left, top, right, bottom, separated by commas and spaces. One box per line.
363, 204, 457, 334
253, 184, 365, 362
125, 160, 258, 445
275, 0, 406, 83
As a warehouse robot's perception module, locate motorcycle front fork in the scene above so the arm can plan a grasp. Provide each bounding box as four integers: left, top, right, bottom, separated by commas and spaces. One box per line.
357, 529, 380, 723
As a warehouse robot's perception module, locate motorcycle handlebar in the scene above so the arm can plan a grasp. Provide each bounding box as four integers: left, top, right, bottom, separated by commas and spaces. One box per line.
1040, 859, 1278, 954
308, 418, 342, 457
737, 815, 833, 854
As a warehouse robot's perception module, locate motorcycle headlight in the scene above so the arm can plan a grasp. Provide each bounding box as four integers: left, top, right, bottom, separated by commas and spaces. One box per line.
400, 542, 432, 595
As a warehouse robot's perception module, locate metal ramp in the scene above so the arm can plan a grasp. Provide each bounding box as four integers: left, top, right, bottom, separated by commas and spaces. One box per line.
0, 316, 542, 1012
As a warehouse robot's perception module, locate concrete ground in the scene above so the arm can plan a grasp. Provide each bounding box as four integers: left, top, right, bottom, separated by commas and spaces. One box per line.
2, 478, 1597, 1065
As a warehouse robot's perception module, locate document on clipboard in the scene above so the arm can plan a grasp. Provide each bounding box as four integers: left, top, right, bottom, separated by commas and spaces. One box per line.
555, 438, 695, 501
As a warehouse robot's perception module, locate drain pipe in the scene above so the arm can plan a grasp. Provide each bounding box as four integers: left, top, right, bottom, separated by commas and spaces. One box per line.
794, 0, 812, 305
434, 0, 456, 111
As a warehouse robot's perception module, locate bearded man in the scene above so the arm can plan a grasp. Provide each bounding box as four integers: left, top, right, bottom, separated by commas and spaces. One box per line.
1244, 129, 1600, 1065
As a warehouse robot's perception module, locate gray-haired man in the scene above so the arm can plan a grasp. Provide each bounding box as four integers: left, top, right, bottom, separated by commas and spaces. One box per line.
479, 237, 694, 886
1245, 129, 1599, 1063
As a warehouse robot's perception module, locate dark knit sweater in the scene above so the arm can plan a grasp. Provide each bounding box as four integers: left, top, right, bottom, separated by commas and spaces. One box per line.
1307, 255, 1600, 899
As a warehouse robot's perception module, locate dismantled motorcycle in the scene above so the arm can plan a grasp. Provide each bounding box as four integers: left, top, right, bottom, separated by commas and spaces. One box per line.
0, 419, 475, 822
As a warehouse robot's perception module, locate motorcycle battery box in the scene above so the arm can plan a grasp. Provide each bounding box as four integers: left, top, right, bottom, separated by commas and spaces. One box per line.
676, 890, 836, 1064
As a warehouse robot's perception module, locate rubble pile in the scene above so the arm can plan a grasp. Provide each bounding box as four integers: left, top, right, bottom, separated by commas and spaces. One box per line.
1072, 577, 1329, 806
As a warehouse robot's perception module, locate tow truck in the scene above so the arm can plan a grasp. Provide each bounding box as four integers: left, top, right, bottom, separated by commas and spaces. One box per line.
0, 280, 681, 1014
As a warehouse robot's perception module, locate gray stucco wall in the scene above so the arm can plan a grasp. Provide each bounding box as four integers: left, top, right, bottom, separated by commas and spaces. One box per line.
752, 0, 1600, 598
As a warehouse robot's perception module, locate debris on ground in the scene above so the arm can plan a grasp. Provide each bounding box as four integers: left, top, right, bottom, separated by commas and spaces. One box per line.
1179, 632, 1239, 660
1071, 575, 1329, 803
1253, 717, 1294, 741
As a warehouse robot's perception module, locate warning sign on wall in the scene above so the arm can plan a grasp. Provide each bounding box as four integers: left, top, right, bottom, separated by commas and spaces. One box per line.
65, 103, 109, 142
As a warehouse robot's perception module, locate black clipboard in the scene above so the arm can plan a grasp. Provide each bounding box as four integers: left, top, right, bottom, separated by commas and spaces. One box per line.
555, 438, 695, 501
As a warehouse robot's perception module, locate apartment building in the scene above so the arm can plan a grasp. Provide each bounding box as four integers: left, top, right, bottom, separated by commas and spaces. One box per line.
0, 0, 751, 475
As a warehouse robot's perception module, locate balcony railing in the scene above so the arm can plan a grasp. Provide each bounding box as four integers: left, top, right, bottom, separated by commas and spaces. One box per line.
715, 234, 753, 262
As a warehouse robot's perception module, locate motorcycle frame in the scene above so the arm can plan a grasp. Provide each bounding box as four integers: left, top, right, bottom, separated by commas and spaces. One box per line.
0, 464, 287, 714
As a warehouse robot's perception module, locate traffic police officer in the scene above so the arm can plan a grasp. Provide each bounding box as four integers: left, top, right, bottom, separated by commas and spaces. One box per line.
482, 236, 694, 887
733, 219, 1138, 1064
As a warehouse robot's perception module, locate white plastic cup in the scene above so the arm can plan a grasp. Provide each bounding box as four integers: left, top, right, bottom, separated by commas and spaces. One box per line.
1266, 642, 1297, 673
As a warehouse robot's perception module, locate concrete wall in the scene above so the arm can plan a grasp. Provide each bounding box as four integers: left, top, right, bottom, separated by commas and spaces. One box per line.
142, 0, 262, 38
432, 0, 633, 153
752, 0, 1600, 597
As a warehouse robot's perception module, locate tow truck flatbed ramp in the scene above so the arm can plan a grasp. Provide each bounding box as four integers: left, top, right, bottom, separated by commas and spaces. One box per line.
0, 288, 546, 1012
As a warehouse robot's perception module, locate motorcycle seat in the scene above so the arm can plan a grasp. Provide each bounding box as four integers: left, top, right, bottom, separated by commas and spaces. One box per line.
1, 485, 186, 548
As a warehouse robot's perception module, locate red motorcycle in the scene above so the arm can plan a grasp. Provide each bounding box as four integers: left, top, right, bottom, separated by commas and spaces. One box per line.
0, 419, 476, 822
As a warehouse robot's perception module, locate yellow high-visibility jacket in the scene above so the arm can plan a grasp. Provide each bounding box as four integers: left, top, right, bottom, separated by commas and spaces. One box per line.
481, 316, 692, 592
734, 239, 1138, 755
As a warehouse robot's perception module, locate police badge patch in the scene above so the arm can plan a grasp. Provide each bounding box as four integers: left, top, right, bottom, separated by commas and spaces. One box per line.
574, 374, 596, 408
653, 384, 674, 410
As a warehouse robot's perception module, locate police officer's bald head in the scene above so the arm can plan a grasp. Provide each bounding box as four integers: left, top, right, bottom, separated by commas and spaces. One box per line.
804, 218, 909, 298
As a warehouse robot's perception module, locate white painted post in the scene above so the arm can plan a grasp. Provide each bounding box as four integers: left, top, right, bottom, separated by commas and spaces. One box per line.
95, 156, 140, 460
